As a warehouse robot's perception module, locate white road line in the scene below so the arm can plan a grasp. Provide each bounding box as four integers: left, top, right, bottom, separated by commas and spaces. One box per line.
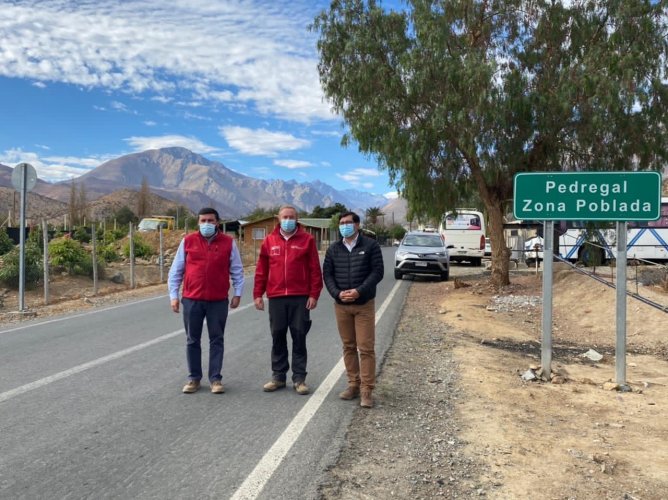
230, 280, 403, 500
0, 302, 254, 404
0, 294, 168, 335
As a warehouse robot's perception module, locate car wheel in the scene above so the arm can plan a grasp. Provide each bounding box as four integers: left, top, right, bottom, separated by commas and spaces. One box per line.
525, 258, 535, 267
440, 270, 449, 281
394, 269, 403, 280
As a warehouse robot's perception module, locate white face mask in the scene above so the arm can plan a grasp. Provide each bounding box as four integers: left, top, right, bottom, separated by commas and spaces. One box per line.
199, 222, 216, 237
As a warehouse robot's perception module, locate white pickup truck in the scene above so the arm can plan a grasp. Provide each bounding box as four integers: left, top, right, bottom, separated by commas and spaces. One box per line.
439, 209, 486, 266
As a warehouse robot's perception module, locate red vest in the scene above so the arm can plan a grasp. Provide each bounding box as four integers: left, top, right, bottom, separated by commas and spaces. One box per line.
182, 231, 233, 301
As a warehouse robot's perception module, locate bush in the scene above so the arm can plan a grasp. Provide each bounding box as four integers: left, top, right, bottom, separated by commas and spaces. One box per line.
0, 229, 14, 255
103, 229, 126, 244
80, 253, 106, 279
73, 226, 91, 244
49, 238, 88, 275
99, 243, 121, 263
123, 235, 154, 259
0, 242, 42, 289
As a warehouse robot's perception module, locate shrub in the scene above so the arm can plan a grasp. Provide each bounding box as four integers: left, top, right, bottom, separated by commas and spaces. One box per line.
0, 229, 14, 255
49, 238, 88, 275
123, 235, 154, 259
99, 243, 121, 263
0, 242, 42, 289
103, 229, 126, 244
73, 226, 91, 244
79, 253, 106, 279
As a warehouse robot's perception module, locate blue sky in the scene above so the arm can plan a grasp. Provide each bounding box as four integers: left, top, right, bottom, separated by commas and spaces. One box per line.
0, 0, 398, 198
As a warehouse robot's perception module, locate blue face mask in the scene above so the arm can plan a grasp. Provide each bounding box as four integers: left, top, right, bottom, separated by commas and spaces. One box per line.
339, 223, 355, 238
199, 222, 216, 238
280, 219, 297, 232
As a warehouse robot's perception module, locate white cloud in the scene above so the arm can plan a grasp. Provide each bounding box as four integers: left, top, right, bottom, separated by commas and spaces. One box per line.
1, 148, 104, 182
337, 167, 382, 187
273, 159, 312, 169
220, 126, 309, 156
143, 120, 157, 126
0, 0, 334, 123
32, 81, 46, 88
125, 135, 218, 154
110, 100, 137, 114
311, 130, 341, 137
384, 191, 399, 199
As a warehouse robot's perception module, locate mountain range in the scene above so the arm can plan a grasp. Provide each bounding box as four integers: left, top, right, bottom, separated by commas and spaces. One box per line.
0, 147, 390, 221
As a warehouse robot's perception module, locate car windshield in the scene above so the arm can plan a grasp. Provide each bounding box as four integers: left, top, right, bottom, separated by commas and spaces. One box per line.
138, 220, 161, 230
402, 235, 443, 247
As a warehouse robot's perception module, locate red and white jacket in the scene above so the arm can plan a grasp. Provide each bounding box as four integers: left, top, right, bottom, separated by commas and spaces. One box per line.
253, 225, 323, 300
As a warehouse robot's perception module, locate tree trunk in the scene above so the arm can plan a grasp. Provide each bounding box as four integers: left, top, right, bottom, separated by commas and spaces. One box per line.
486, 202, 510, 287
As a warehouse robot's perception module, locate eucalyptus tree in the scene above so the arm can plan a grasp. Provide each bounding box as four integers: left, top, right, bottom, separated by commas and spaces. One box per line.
313, 0, 667, 286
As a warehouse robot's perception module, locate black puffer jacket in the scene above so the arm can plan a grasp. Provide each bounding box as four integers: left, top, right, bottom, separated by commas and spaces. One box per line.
323, 234, 384, 305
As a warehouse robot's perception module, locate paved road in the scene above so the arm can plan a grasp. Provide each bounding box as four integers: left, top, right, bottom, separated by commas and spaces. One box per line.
0, 247, 413, 500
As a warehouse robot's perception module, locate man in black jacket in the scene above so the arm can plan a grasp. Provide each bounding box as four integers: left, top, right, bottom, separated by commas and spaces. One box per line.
323, 211, 384, 408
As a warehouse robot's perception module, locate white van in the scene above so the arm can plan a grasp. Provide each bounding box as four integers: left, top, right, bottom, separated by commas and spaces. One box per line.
439, 209, 486, 266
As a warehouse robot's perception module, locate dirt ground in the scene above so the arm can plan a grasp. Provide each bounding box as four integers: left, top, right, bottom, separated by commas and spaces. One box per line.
1, 261, 667, 499
319, 264, 668, 499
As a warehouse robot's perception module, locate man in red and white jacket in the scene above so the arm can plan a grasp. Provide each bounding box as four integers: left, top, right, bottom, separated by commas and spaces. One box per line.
253, 205, 323, 395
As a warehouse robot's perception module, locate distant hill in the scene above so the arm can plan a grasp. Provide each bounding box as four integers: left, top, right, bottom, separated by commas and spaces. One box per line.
380, 196, 408, 225
43, 148, 388, 218
0, 186, 68, 226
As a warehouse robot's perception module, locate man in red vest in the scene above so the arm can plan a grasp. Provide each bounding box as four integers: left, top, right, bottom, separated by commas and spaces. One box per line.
253, 205, 323, 395
168, 207, 244, 394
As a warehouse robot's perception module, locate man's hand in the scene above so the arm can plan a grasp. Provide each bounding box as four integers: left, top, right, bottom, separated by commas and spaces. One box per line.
254, 297, 264, 311
306, 297, 318, 310
230, 296, 241, 309
171, 298, 180, 313
339, 289, 359, 303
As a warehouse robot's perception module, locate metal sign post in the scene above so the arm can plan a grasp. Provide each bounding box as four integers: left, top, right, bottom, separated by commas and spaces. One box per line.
541, 221, 554, 378
513, 171, 661, 386
11, 163, 37, 312
615, 221, 628, 386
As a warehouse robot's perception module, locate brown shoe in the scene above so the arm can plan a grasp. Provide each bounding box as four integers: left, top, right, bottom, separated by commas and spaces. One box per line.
263, 380, 287, 392
360, 390, 373, 408
339, 385, 360, 400
293, 381, 310, 395
182, 380, 200, 394
210, 381, 225, 394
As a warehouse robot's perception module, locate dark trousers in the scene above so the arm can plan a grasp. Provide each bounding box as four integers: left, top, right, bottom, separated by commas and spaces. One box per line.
182, 298, 229, 382
268, 296, 310, 383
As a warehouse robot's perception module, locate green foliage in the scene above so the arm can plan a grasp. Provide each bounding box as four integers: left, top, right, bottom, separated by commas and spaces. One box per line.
388, 224, 407, 241
114, 205, 137, 225
313, 0, 668, 285
310, 203, 349, 219
0, 242, 42, 289
49, 238, 88, 275
123, 235, 154, 259
103, 229, 126, 244
99, 244, 121, 263
365, 207, 384, 225
72, 226, 91, 243
79, 253, 106, 279
0, 229, 15, 255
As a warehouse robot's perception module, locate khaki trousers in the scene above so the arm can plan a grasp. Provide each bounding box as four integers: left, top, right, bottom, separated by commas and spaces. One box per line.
334, 300, 376, 391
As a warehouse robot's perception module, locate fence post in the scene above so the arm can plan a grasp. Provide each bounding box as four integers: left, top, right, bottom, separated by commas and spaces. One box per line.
91, 223, 98, 295
159, 226, 164, 283
129, 222, 136, 289
42, 219, 49, 305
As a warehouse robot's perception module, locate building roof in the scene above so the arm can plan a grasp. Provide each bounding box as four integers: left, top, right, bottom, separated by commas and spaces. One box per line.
298, 218, 331, 229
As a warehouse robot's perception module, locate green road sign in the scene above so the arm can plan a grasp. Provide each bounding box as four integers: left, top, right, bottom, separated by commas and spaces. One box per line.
513, 171, 662, 221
